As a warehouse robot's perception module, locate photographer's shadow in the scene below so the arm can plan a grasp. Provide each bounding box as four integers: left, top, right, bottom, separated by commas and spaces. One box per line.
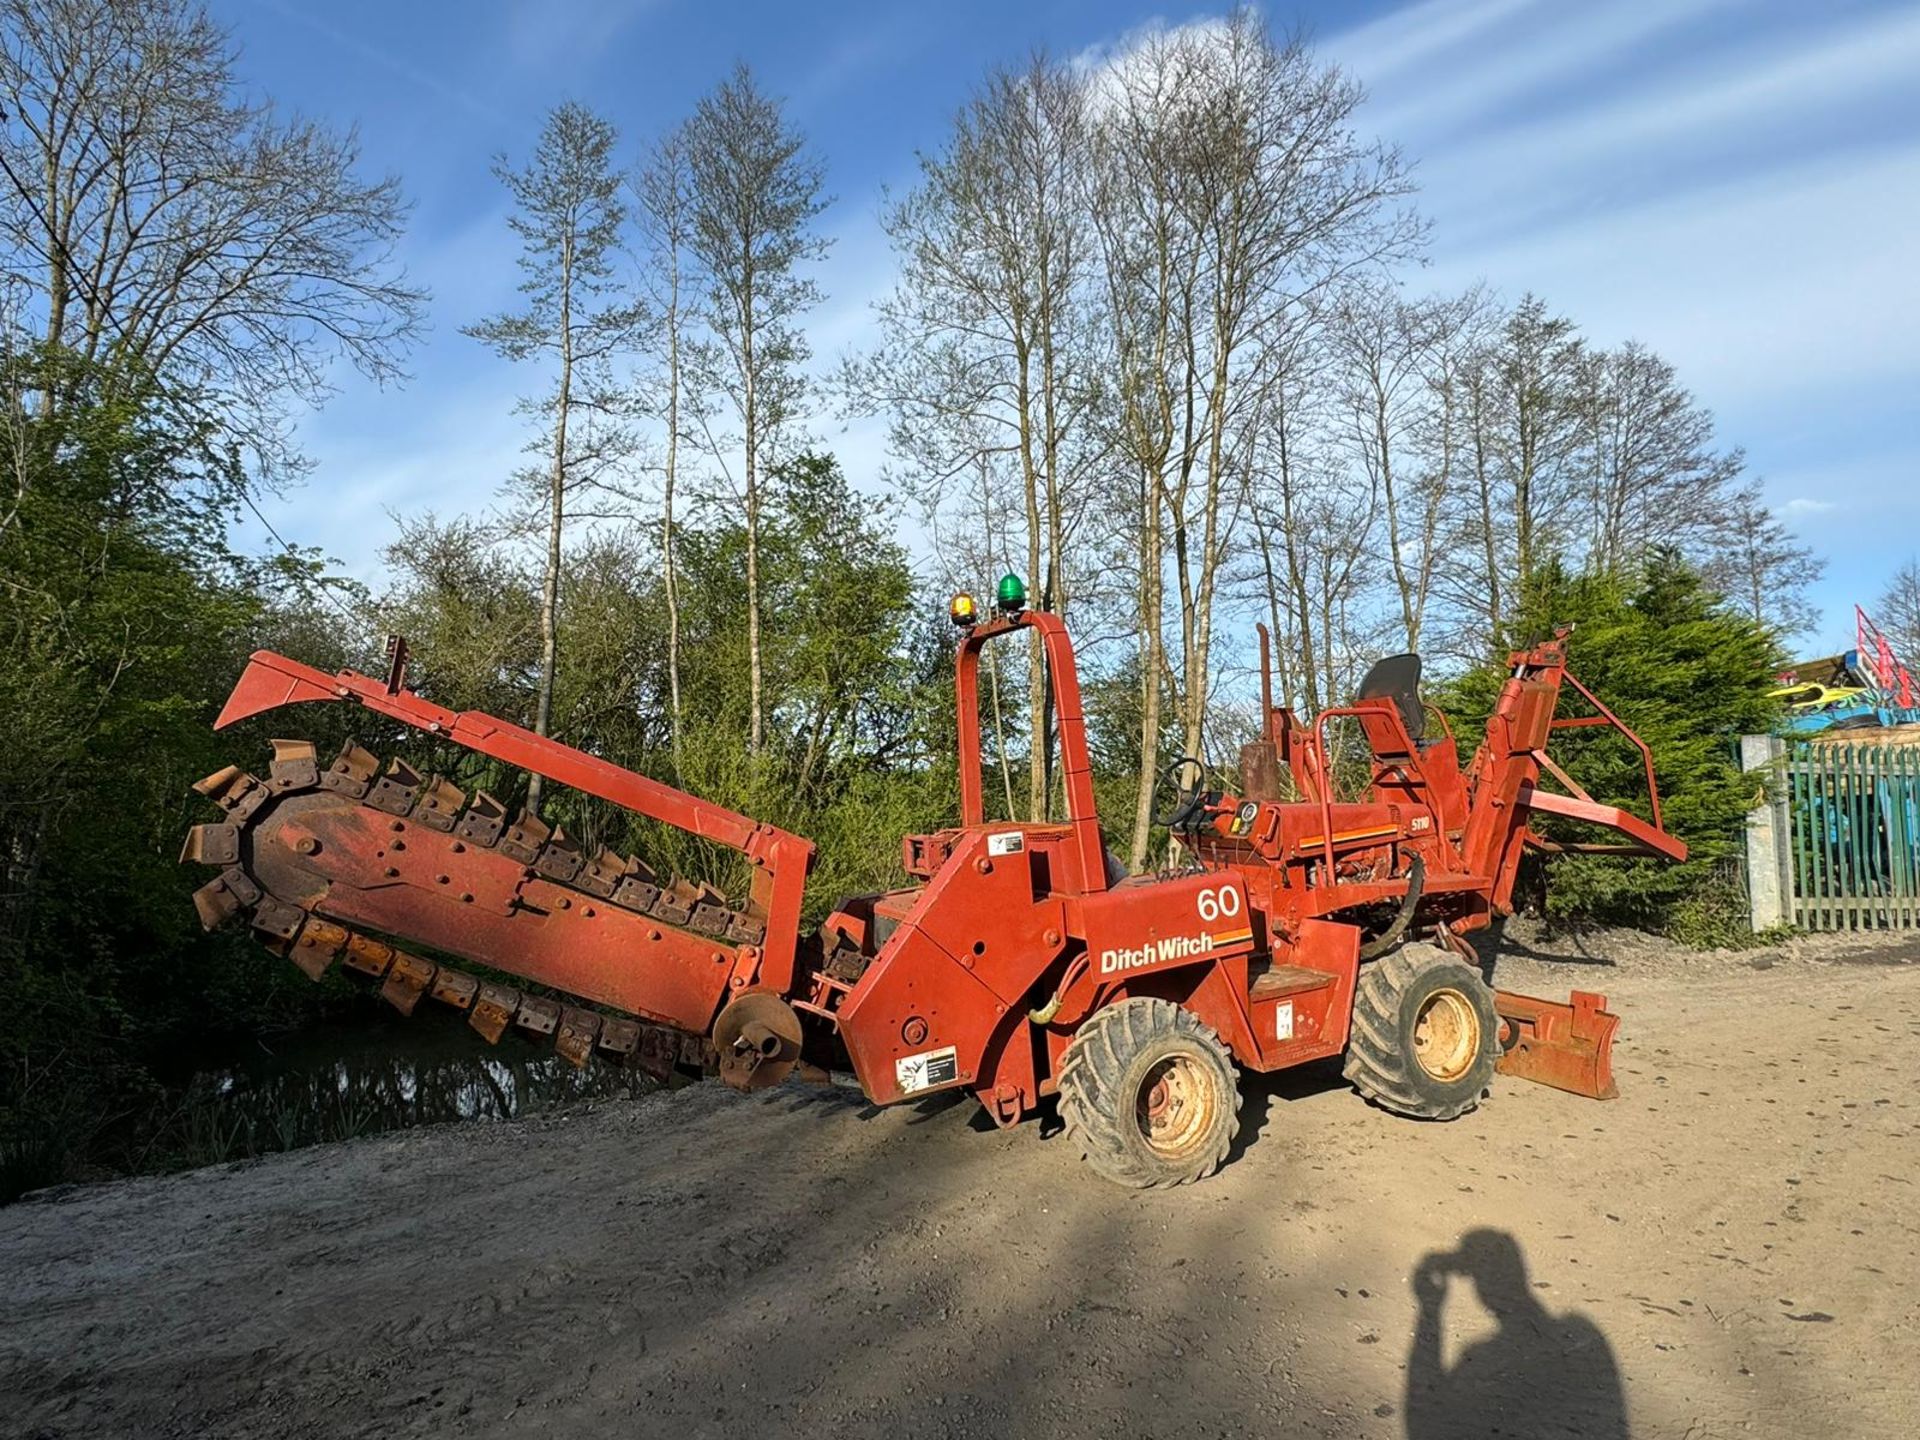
1406, 1229, 1628, 1439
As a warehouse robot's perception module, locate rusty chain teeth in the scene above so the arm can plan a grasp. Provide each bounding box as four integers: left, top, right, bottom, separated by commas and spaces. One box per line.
183, 740, 767, 1069
268, 738, 320, 792
265, 917, 702, 1072
456, 791, 506, 846
497, 809, 548, 866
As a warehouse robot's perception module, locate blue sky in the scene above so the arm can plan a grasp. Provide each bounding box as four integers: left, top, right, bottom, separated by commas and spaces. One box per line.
211, 0, 1920, 653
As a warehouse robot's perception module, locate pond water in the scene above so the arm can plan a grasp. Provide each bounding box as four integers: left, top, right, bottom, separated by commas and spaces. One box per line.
172, 1006, 659, 1162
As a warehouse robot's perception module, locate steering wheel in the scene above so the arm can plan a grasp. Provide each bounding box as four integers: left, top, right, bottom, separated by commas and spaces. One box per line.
1154, 756, 1211, 832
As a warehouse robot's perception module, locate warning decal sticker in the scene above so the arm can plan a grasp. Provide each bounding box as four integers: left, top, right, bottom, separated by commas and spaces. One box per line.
896, 1045, 960, 1094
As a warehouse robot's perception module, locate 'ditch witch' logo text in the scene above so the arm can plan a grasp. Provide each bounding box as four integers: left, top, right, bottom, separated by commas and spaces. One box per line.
1099, 932, 1220, 975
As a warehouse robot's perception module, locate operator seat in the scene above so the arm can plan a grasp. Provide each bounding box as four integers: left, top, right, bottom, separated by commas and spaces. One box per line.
1353, 653, 1424, 750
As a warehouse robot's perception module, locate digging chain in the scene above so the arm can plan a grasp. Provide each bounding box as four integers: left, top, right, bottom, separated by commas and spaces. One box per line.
182, 739, 770, 1074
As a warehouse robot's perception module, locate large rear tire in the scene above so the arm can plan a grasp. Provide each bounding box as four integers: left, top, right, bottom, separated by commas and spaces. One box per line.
1344, 945, 1497, 1119
1058, 997, 1240, 1188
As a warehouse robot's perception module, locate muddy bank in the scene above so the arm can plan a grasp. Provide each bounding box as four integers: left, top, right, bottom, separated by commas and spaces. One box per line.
2, 927, 1916, 1439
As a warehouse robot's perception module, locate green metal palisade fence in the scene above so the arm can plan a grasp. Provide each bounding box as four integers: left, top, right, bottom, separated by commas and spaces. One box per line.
1788, 740, 1920, 930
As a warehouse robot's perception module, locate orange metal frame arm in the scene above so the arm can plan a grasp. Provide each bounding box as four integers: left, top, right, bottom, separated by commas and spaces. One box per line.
1551, 668, 1667, 835
215, 650, 818, 988
953, 613, 1109, 894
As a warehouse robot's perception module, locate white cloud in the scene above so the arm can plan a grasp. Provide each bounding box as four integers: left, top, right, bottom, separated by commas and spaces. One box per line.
1347, 0, 1737, 145
1404, 6, 1920, 231
1329, 0, 1539, 85
499, 0, 664, 74
1423, 140, 1920, 408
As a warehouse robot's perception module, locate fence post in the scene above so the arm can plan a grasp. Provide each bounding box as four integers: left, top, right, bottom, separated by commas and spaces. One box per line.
1741, 734, 1791, 931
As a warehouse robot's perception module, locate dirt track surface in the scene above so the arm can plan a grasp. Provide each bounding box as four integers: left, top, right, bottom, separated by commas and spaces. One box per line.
3, 925, 1917, 1440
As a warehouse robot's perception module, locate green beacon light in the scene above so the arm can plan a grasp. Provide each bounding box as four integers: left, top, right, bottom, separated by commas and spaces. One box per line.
996, 572, 1027, 614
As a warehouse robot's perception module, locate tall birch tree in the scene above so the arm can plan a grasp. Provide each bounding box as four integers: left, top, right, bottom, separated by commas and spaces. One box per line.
466, 102, 640, 814
633, 125, 699, 779
683, 64, 829, 760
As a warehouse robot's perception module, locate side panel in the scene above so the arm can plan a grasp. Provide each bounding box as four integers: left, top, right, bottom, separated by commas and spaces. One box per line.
1244, 919, 1361, 1070
835, 829, 1066, 1107
1071, 872, 1257, 985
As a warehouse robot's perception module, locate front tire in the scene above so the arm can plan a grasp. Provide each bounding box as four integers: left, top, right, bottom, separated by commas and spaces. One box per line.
1058, 998, 1240, 1187
1344, 946, 1497, 1119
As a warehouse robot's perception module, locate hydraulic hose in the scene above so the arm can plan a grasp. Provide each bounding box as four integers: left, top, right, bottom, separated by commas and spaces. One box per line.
1358, 854, 1426, 961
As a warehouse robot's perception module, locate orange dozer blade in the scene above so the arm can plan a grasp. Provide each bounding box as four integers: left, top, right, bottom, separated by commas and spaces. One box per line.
1492, 989, 1619, 1100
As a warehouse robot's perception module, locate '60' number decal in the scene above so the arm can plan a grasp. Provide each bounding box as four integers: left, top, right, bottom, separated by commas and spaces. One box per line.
1196, 884, 1242, 923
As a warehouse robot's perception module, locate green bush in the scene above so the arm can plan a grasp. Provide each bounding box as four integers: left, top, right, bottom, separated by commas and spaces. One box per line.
1434, 552, 1782, 934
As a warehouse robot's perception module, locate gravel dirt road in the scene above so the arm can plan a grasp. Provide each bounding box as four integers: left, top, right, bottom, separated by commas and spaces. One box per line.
3, 924, 1916, 1440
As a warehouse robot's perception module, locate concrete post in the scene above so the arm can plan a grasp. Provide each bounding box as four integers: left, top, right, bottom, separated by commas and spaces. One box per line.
1740, 734, 1792, 931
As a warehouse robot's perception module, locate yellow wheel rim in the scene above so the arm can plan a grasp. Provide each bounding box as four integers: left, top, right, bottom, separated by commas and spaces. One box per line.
1413, 988, 1480, 1083
1135, 1053, 1219, 1159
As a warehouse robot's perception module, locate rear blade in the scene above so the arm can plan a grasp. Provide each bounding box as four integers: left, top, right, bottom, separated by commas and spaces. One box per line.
1493, 989, 1619, 1100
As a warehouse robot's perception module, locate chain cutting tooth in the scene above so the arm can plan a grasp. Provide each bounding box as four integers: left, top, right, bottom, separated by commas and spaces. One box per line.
555, 1006, 602, 1068
612, 857, 660, 913
192, 870, 255, 929
498, 809, 550, 866
725, 912, 767, 946
471, 983, 520, 1043
366, 758, 423, 816
194, 764, 263, 814
251, 895, 307, 942
534, 828, 584, 884
413, 775, 466, 833
648, 879, 695, 927
598, 1016, 641, 1056
430, 970, 479, 1009
689, 900, 732, 937
202, 772, 271, 823
614, 876, 661, 913
181, 822, 240, 867
515, 995, 561, 1037
380, 953, 436, 1015
193, 764, 245, 798
289, 919, 349, 980
456, 790, 507, 847
268, 739, 320, 792
341, 933, 395, 980
321, 740, 382, 799
577, 847, 629, 899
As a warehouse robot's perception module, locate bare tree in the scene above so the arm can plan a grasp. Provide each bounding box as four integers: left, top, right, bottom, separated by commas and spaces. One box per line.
1702, 480, 1824, 644
0, 0, 423, 471
1085, 27, 1202, 863
1410, 285, 1496, 665
683, 63, 829, 759
852, 54, 1098, 819
1328, 280, 1438, 650
1491, 295, 1584, 597
1244, 320, 1380, 719
466, 102, 640, 814
1575, 340, 1744, 575
1877, 559, 1920, 669
1135, 14, 1416, 765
